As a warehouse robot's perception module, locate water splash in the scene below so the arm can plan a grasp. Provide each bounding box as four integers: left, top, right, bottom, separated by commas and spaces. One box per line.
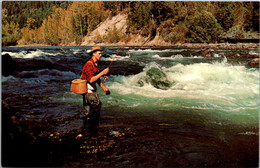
107, 60, 259, 124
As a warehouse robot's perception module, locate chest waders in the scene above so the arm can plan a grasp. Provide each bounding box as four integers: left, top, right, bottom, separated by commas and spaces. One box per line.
83, 92, 101, 128
82, 61, 101, 129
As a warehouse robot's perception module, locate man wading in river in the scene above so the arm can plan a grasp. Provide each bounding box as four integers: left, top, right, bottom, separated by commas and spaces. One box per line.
81, 46, 110, 129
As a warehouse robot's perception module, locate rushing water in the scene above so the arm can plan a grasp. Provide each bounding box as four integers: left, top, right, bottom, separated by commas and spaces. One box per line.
1, 46, 259, 166
2, 46, 259, 126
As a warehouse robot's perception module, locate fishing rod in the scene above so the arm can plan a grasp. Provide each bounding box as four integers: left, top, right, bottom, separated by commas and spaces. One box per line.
173, 23, 205, 43
108, 24, 157, 67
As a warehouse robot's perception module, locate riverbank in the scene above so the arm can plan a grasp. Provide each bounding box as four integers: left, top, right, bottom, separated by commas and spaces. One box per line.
96, 42, 260, 50
13, 42, 260, 50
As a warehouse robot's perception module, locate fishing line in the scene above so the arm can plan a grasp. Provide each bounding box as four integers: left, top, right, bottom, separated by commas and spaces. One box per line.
108, 24, 157, 67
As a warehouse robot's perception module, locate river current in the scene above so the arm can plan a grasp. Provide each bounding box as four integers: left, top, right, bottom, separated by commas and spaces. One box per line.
1, 46, 259, 166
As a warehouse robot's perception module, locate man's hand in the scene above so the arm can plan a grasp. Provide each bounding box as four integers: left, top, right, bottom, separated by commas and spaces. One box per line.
105, 90, 110, 95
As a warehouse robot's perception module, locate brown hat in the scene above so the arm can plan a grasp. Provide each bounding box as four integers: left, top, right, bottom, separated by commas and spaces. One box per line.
87, 46, 103, 54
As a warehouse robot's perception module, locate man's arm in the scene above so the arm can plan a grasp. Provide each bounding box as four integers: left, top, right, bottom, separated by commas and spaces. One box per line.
98, 79, 110, 94
89, 68, 109, 83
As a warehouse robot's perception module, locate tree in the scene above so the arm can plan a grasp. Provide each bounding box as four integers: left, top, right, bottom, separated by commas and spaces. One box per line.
212, 2, 235, 31
184, 10, 223, 42
2, 21, 20, 46
127, 2, 154, 36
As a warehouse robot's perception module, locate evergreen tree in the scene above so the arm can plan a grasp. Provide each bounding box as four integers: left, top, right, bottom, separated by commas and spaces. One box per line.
2, 1, 259, 46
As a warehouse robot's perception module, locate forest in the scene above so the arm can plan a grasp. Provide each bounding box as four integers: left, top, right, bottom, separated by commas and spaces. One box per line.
2, 1, 259, 46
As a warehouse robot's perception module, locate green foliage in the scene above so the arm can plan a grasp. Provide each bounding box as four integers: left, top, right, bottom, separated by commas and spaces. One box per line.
212, 2, 235, 31
2, 1, 259, 45
127, 2, 154, 36
240, 2, 259, 31
93, 32, 104, 44
104, 26, 126, 43
2, 1, 72, 29
184, 10, 223, 42
2, 21, 20, 46
68, 2, 109, 44
71, 13, 87, 44
161, 22, 188, 43
104, 2, 128, 16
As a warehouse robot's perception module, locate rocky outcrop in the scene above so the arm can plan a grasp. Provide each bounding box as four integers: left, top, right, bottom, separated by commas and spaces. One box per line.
79, 13, 260, 49
81, 13, 127, 46
81, 13, 170, 46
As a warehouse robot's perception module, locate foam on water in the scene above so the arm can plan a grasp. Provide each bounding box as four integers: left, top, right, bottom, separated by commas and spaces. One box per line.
2, 51, 27, 58
2, 76, 17, 83
2, 46, 259, 126
128, 48, 185, 53
2, 49, 60, 59
101, 54, 130, 61
107, 60, 259, 124
152, 54, 184, 60
2, 50, 66, 65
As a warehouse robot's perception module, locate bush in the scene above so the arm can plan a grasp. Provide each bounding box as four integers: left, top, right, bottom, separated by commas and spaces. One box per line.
2, 21, 20, 46
93, 31, 104, 43
162, 24, 188, 43
104, 26, 126, 43
184, 10, 223, 43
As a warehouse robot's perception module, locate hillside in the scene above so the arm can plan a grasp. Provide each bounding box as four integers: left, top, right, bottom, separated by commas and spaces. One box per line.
81, 13, 128, 46
80, 13, 258, 49
81, 13, 170, 46
2, 1, 259, 47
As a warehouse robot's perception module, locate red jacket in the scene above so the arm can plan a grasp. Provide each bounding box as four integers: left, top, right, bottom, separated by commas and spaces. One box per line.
81, 59, 99, 82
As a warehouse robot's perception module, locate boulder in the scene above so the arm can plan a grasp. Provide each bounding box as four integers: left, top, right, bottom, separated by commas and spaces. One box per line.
137, 67, 173, 90
192, 48, 214, 57
2, 54, 19, 76
247, 58, 259, 68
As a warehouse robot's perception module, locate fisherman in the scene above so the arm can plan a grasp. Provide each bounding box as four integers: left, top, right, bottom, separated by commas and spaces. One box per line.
81, 46, 110, 129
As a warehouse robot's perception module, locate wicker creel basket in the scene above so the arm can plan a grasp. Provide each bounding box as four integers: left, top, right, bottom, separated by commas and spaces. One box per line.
70, 78, 87, 94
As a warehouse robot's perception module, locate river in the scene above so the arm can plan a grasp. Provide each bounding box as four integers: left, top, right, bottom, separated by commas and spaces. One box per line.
2, 46, 259, 167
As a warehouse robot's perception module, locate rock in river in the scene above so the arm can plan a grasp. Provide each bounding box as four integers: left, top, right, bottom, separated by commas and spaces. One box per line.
247, 58, 259, 68
2, 53, 19, 76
